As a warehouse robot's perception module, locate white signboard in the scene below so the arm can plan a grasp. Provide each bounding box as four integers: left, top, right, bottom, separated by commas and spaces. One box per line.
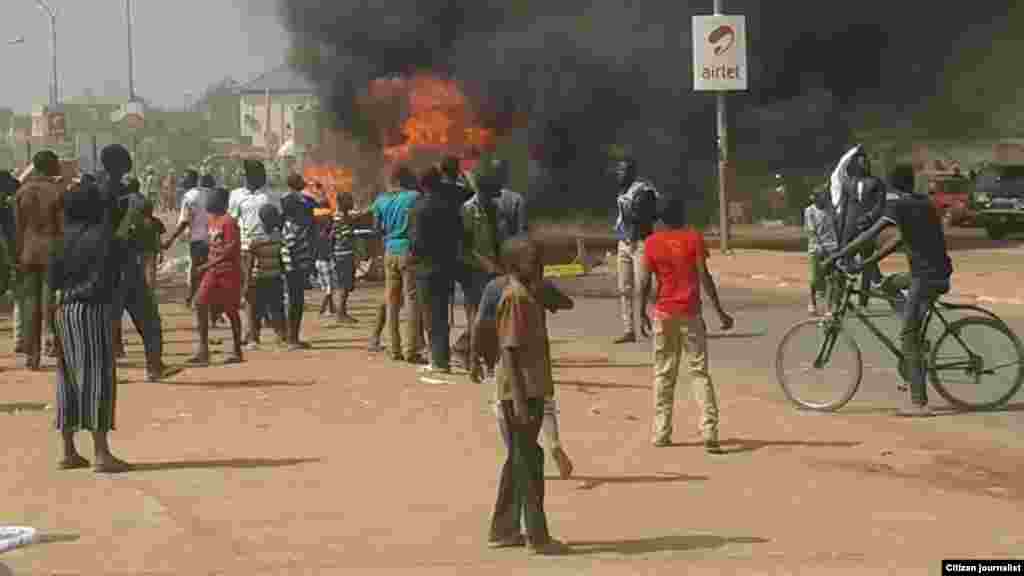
693, 15, 748, 91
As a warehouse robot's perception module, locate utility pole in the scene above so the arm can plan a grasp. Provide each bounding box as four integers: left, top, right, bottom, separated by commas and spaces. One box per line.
34, 0, 58, 107
714, 0, 730, 254
126, 0, 135, 101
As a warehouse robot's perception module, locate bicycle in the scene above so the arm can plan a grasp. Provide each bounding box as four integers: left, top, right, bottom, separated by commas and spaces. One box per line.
775, 267, 1024, 412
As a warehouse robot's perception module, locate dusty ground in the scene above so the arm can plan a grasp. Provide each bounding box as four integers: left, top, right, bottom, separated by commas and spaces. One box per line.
1, 262, 1023, 574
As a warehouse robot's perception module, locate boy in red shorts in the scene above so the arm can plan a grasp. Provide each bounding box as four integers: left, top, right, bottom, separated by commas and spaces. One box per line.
189, 187, 243, 365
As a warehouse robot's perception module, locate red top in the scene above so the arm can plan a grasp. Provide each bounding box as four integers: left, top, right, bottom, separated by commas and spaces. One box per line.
643, 229, 708, 318
196, 214, 242, 309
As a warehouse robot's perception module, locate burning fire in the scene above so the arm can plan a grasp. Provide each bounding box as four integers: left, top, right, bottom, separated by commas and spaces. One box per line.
377, 73, 496, 166
302, 73, 497, 211
302, 164, 354, 212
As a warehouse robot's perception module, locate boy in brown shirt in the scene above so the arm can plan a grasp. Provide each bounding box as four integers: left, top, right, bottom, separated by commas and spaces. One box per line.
488, 235, 566, 555
14, 151, 64, 370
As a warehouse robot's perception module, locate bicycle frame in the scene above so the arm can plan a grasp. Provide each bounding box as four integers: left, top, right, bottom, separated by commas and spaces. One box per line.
815, 272, 981, 372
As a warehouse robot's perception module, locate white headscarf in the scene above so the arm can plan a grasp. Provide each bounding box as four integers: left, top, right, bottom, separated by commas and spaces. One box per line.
830, 145, 862, 214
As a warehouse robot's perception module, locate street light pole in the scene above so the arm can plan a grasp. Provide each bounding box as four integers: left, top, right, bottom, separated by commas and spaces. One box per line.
714, 0, 730, 254
126, 0, 135, 101
35, 0, 58, 107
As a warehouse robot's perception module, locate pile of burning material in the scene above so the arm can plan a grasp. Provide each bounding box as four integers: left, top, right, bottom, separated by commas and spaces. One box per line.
300, 72, 508, 218
301, 163, 355, 213
375, 73, 497, 170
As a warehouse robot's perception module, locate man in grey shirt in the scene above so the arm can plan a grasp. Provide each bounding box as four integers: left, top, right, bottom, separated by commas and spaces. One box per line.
804, 189, 838, 315
489, 159, 528, 241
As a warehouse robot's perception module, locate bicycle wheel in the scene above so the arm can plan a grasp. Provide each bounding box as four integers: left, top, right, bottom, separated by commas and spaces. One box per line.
929, 316, 1024, 410
776, 318, 863, 411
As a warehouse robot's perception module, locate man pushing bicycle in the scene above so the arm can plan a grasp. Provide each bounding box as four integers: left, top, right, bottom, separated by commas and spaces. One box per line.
824, 164, 953, 417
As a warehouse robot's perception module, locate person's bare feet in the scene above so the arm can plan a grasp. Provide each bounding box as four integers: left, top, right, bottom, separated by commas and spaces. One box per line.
487, 534, 526, 549
94, 454, 131, 474
57, 454, 90, 470
552, 447, 574, 479
528, 538, 570, 555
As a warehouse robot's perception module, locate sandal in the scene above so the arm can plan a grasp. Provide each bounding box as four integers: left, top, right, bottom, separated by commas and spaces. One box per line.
185, 355, 209, 366
224, 355, 243, 365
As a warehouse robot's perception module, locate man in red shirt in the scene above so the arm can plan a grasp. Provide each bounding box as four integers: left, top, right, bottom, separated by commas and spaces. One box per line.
640, 197, 733, 453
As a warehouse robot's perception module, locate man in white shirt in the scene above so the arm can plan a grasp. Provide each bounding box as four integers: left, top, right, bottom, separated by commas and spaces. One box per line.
162, 170, 210, 306
235, 160, 272, 344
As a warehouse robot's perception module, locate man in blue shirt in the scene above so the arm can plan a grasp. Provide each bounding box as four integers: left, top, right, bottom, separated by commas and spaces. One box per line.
371, 165, 423, 362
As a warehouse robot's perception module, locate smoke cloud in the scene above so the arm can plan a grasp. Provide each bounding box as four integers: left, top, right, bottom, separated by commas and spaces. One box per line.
277, 0, 1015, 214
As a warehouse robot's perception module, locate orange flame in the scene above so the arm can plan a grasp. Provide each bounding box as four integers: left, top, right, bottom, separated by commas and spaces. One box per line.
302, 164, 354, 212
302, 73, 496, 209
380, 73, 496, 165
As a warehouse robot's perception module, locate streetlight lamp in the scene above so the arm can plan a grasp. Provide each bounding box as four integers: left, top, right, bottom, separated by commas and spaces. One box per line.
6, 36, 25, 46
33, 0, 58, 107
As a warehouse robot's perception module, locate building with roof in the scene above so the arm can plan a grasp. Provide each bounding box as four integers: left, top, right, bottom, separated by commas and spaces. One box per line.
235, 64, 318, 154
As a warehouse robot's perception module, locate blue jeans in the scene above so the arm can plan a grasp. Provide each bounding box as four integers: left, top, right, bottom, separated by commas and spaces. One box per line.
901, 277, 950, 405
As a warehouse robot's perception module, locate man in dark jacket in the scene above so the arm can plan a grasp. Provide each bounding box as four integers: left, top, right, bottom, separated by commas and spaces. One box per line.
410, 165, 462, 375
105, 145, 170, 381
835, 147, 886, 306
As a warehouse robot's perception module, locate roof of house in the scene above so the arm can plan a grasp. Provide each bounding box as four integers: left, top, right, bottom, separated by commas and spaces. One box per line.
236, 65, 316, 96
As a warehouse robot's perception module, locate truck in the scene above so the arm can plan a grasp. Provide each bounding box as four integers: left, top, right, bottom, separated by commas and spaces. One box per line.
972, 163, 1024, 239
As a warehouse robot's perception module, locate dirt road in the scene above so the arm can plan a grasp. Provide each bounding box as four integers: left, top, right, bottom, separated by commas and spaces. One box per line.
1, 275, 1021, 574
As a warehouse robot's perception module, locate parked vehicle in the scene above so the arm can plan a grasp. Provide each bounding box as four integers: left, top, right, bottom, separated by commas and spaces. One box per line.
972, 163, 1024, 239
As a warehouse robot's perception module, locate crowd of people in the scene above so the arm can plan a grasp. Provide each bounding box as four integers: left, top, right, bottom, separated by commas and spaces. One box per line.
0, 136, 958, 555
2, 140, 750, 555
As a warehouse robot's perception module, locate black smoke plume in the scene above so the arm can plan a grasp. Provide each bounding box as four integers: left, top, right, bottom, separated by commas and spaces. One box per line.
277, 0, 1016, 216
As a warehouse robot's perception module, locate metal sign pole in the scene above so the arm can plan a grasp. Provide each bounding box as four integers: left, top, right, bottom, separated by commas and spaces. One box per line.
714, 0, 730, 254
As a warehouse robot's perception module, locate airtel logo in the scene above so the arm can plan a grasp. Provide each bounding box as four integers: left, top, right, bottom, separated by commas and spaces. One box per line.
708, 25, 735, 56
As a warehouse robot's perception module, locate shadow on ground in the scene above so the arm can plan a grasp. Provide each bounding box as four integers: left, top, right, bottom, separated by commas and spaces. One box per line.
707, 331, 767, 340
129, 457, 321, 472
163, 379, 315, 389
36, 533, 80, 545
834, 403, 1024, 416
552, 474, 707, 490
670, 438, 861, 454
567, 534, 770, 556
0, 402, 48, 414
556, 380, 650, 391
553, 360, 652, 369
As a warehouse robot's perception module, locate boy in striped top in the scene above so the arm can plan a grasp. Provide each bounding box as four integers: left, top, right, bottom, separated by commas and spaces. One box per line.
243, 204, 286, 349
331, 191, 359, 324
280, 194, 316, 350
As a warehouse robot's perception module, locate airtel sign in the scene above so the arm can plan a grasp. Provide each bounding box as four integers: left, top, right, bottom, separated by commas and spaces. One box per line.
692, 15, 748, 91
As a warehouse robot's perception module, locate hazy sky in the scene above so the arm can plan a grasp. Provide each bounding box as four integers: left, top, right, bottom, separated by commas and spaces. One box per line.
0, 0, 291, 113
